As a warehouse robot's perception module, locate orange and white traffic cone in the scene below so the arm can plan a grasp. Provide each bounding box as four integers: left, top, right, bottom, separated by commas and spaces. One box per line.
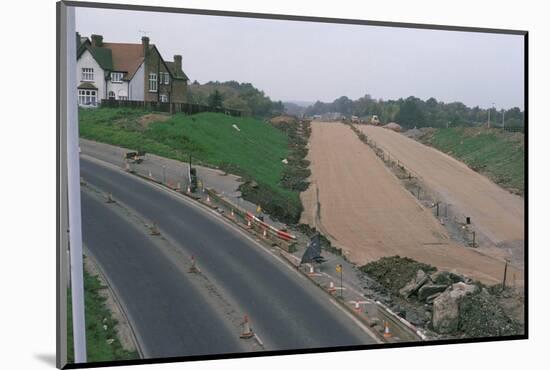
187, 185, 191, 193
106, 193, 115, 204
383, 321, 392, 338
307, 265, 316, 276
189, 256, 199, 273
247, 220, 252, 228
230, 209, 235, 218
263, 229, 267, 239
353, 301, 361, 312
150, 222, 160, 236
148, 170, 153, 180
206, 194, 211, 203
240, 315, 254, 339
327, 281, 336, 294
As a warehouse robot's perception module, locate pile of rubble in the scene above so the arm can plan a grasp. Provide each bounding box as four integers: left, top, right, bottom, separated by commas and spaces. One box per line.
360, 256, 523, 338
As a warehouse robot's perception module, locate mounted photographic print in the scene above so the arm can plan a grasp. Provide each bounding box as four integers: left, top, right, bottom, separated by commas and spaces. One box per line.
57, 1, 527, 368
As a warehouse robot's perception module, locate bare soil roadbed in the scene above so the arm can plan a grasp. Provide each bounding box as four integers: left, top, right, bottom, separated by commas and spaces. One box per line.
358, 125, 524, 265
301, 122, 520, 285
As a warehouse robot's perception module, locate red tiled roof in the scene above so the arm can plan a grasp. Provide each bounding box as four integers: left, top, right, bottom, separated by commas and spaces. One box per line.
101, 43, 146, 80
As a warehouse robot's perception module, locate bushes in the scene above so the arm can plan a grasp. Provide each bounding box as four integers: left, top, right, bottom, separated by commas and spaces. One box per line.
360, 256, 437, 294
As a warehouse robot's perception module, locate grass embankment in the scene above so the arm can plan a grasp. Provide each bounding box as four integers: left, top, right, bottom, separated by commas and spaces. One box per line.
418, 127, 524, 195
67, 265, 138, 363
79, 108, 302, 223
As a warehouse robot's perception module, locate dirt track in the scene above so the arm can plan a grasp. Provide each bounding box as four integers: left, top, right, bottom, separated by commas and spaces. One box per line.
301, 122, 521, 285
357, 125, 524, 266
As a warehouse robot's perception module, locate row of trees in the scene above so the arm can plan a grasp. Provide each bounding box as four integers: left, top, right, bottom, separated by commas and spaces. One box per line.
187, 80, 284, 118
304, 95, 524, 129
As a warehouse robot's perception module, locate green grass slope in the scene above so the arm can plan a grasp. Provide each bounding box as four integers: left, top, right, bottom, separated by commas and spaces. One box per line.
67, 266, 138, 363
79, 108, 301, 222
418, 127, 524, 195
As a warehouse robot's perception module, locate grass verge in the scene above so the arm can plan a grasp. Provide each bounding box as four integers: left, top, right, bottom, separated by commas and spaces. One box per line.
79, 108, 303, 223
67, 262, 138, 363
417, 127, 524, 195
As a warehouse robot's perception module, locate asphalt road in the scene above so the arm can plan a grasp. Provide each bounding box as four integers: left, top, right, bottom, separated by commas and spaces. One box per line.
80, 156, 377, 354
81, 190, 248, 359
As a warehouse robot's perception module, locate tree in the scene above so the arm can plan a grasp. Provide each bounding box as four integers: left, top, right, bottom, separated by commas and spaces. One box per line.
208, 89, 224, 108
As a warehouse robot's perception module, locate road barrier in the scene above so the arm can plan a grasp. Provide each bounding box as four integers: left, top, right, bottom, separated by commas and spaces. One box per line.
244, 211, 297, 242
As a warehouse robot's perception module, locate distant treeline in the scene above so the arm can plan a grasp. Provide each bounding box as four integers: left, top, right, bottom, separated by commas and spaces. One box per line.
186, 80, 284, 118
303, 95, 524, 129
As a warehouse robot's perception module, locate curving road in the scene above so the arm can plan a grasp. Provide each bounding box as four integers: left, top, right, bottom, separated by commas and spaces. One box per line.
80, 156, 377, 358
81, 190, 248, 358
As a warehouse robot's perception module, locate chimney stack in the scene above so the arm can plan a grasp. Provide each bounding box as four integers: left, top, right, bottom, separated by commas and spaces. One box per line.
91, 34, 103, 47
174, 55, 182, 72
142, 36, 150, 55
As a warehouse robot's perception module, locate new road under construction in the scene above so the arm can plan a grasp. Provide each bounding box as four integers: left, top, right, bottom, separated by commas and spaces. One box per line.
78, 117, 524, 357
301, 121, 523, 286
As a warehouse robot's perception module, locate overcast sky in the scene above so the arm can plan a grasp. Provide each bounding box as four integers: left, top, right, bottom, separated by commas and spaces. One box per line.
76, 7, 525, 110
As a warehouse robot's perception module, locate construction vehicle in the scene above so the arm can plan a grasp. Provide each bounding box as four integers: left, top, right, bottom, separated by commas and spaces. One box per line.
125, 150, 146, 164
370, 115, 380, 125
188, 155, 198, 192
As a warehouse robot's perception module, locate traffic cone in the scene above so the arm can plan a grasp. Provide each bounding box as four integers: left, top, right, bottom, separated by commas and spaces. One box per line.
187, 185, 191, 193
353, 301, 361, 312
206, 194, 211, 203
106, 193, 115, 203
383, 321, 392, 338
263, 229, 267, 239
176, 182, 181, 192
247, 219, 252, 228
327, 281, 336, 294
189, 256, 199, 273
308, 265, 315, 276
240, 315, 254, 339
230, 209, 235, 218
148, 170, 153, 179
150, 222, 161, 236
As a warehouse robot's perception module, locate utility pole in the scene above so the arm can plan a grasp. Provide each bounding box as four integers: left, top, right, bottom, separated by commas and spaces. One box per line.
502, 109, 505, 130
502, 259, 509, 290
64, 4, 87, 363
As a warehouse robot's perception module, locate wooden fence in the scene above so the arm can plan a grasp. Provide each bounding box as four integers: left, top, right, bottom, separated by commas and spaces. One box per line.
100, 99, 242, 117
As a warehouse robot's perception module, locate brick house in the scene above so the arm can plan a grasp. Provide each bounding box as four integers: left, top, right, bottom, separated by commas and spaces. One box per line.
76, 33, 188, 106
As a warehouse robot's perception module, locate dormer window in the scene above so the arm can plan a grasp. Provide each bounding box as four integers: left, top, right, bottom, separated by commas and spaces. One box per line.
111, 72, 123, 83
81, 68, 94, 81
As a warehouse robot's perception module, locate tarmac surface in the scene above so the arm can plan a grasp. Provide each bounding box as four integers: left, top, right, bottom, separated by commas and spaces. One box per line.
80, 156, 378, 356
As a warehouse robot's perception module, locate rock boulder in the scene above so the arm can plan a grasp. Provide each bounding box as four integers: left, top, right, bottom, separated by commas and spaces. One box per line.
432, 282, 478, 334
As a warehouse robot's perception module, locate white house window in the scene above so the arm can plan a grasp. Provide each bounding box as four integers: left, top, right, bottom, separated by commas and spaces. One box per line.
160, 94, 168, 103
111, 72, 123, 83
160, 72, 170, 85
118, 95, 128, 101
149, 73, 157, 92
78, 89, 97, 106
108, 91, 116, 99
81, 68, 94, 81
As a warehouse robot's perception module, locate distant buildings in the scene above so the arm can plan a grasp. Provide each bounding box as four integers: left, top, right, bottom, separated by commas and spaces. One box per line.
76, 33, 189, 106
